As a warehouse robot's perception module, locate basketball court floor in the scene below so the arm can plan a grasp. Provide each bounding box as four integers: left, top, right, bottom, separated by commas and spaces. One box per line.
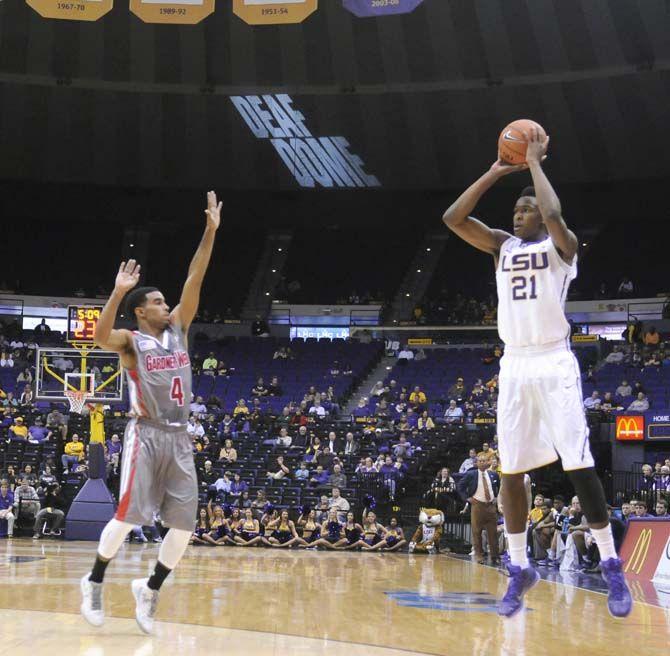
0, 540, 668, 655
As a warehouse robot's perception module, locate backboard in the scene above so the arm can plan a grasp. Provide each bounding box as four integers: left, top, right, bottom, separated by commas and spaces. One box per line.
35, 347, 124, 403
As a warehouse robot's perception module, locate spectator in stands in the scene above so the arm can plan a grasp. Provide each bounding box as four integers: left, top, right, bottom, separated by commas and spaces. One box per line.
19, 385, 34, 408
330, 361, 340, 377
218, 439, 237, 464
409, 386, 427, 411
477, 442, 496, 462
16, 368, 32, 385
352, 398, 370, 419
324, 431, 341, 454
370, 381, 386, 399
639, 464, 657, 496
106, 433, 122, 458
37, 465, 57, 493
198, 460, 218, 491
46, 408, 67, 440
627, 392, 650, 412
268, 376, 282, 396
210, 471, 232, 498
316, 446, 336, 471
356, 457, 378, 475
251, 315, 270, 338
61, 434, 84, 473
430, 467, 456, 510
600, 393, 619, 412
33, 483, 66, 539
476, 401, 496, 420
659, 466, 670, 492
644, 352, 662, 368
2, 392, 18, 409
655, 499, 669, 518
447, 377, 466, 403
266, 455, 290, 480
415, 348, 427, 361
616, 380, 632, 397
273, 347, 288, 360
444, 400, 464, 424
531, 500, 558, 562
228, 474, 247, 499
605, 347, 625, 364
275, 427, 292, 448
644, 326, 660, 346
251, 377, 268, 397
0, 481, 15, 538
0, 352, 14, 368
633, 500, 651, 518
187, 417, 205, 439
189, 396, 207, 417
294, 462, 310, 481
202, 352, 218, 375
393, 434, 413, 458
397, 345, 414, 363
9, 417, 28, 441
308, 398, 327, 418
21, 465, 37, 486
342, 363, 353, 376
583, 391, 601, 410
343, 432, 359, 456
328, 487, 350, 521
13, 477, 40, 517
233, 399, 249, 418
459, 448, 478, 473
329, 464, 347, 489
309, 465, 329, 488
618, 277, 634, 297
379, 456, 400, 500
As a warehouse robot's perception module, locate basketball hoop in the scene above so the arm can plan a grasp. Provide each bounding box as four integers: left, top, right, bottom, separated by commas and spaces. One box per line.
64, 390, 90, 414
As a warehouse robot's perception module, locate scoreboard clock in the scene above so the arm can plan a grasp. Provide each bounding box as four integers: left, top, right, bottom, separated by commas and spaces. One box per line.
67, 305, 103, 344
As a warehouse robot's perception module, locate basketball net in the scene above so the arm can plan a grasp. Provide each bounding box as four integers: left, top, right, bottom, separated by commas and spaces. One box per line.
64, 390, 90, 415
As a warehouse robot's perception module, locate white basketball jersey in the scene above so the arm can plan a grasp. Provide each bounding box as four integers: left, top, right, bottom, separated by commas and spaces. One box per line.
495, 236, 576, 347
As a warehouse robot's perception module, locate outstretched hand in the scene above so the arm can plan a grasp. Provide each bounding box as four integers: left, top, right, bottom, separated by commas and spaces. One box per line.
523, 126, 550, 165
205, 191, 222, 231
115, 260, 141, 293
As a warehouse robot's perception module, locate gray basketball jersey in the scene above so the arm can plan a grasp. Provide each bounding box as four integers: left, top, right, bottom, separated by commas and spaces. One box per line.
126, 325, 192, 426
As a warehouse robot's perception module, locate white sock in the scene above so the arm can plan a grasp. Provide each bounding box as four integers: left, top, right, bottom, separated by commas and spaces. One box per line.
507, 531, 529, 569
157, 528, 192, 570
98, 518, 134, 560
590, 524, 617, 561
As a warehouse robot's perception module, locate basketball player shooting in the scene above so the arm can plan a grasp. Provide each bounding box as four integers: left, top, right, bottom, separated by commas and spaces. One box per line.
442, 129, 632, 619
80, 191, 222, 634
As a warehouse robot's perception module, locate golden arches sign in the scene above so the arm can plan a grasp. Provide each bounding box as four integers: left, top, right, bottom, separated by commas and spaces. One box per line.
233, 0, 318, 25
624, 528, 652, 575
130, 0, 215, 24
27, 0, 114, 21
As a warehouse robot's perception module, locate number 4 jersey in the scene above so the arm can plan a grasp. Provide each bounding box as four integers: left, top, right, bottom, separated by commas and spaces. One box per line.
495, 236, 576, 348
126, 326, 192, 426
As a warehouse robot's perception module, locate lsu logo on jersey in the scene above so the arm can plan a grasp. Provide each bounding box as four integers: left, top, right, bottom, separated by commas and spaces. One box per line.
500, 252, 549, 272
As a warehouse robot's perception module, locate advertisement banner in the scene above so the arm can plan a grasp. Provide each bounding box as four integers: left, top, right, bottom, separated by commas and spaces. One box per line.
615, 415, 645, 441
342, 0, 423, 18
129, 0, 215, 24
26, 0, 113, 21
620, 518, 670, 579
652, 533, 670, 586
233, 0, 318, 25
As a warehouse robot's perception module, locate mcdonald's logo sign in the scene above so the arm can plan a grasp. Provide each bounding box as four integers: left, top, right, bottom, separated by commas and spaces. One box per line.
624, 528, 652, 575
616, 415, 644, 441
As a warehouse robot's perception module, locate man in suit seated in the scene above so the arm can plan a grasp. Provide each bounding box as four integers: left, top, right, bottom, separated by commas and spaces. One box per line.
457, 455, 501, 565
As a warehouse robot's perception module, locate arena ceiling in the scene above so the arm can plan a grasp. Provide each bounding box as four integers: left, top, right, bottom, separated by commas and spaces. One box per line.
0, 0, 668, 191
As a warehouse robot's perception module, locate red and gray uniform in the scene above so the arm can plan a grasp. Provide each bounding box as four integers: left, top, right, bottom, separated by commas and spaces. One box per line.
115, 323, 198, 532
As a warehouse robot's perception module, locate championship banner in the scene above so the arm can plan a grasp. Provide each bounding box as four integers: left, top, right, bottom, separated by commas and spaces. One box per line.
342, 0, 423, 18
233, 0, 318, 25
615, 415, 644, 441
26, 0, 113, 21
620, 518, 670, 580
130, 0, 215, 24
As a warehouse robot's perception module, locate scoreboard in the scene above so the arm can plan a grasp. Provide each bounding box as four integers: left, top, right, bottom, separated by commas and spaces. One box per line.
67, 305, 103, 344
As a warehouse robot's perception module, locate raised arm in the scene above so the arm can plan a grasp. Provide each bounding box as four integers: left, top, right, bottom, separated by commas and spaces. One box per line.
93, 260, 140, 357
442, 161, 525, 256
170, 191, 222, 332
525, 127, 577, 262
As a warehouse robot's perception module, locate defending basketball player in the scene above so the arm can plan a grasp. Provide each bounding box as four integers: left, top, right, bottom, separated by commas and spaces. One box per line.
80, 191, 222, 634
442, 128, 632, 619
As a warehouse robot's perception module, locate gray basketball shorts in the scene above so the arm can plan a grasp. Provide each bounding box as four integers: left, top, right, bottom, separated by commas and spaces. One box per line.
115, 417, 198, 532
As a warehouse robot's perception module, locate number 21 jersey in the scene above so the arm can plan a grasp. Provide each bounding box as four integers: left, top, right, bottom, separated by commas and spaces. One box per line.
126, 325, 192, 426
495, 236, 577, 348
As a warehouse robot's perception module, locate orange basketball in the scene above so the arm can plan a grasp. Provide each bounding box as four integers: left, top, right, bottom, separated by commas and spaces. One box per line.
498, 119, 547, 165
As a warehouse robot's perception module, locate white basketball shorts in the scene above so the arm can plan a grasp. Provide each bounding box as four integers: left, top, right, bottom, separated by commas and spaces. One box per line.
497, 341, 595, 475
